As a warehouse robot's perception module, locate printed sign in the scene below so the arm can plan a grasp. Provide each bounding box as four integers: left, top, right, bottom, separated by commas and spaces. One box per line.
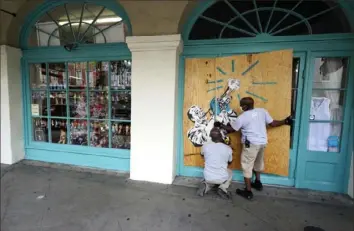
31, 104, 39, 116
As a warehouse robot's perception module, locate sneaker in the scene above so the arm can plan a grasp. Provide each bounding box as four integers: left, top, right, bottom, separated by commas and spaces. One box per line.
236, 188, 253, 200
251, 180, 263, 191
217, 188, 232, 200
197, 182, 207, 197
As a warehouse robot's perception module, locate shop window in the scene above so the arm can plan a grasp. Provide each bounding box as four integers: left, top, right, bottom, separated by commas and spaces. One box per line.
189, 0, 351, 40
28, 3, 127, 47
29, 60, 131, 149
307, 57, 348, 153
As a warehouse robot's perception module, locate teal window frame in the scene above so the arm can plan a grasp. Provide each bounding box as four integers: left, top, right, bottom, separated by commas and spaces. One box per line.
177, 0, 354, 191
20, 0, 132, 171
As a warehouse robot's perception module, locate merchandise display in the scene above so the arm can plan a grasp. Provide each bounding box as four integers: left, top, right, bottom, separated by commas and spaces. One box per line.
111, 122, 131, 149
70, 120, 88, 145
33, 118, 48, 142
110, 60, 131, 90
69, 92, 87, 118
90, 91, 108, 119
307, 97, 332, 152
50, 119, 67, 144
30, 60, 132, 150
111, 91, 131, 120
90, 121, 109, 148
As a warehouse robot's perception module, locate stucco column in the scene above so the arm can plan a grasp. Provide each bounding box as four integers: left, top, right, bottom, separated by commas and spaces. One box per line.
1, 45, 24, 164
126, 35, 183, 184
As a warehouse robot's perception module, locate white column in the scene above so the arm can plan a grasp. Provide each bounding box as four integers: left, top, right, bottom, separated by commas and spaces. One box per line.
126, 35, 183, 184
1, 45, 25, 164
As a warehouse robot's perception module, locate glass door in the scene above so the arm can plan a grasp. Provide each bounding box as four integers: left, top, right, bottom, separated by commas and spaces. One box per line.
296, 52, 354, 193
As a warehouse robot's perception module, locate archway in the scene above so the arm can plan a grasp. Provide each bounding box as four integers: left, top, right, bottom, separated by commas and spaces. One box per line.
18, 0, 133, 172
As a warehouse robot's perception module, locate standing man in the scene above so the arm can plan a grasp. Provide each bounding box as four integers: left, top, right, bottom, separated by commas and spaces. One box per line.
197, 127, 233, 200
222, 97, 291, 200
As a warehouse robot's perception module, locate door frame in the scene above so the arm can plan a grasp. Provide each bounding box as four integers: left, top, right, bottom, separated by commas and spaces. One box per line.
176, 36, 354, 190
295, 50, 354, 193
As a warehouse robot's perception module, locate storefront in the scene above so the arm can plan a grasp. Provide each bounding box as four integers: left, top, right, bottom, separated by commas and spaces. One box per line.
176, 0, 354, 194
1, 0, 353, 195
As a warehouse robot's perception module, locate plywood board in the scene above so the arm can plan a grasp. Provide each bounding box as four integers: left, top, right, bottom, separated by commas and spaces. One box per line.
183, 50, 293, 176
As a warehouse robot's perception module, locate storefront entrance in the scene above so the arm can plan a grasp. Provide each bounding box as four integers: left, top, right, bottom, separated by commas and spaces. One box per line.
177, 0, 354, 193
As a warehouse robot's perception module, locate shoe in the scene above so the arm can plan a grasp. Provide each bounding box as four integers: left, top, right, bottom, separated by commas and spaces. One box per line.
236, 188, 253, 200
251, 180, 263, 191
197, 182, 207, 197
217, 188, 232, 200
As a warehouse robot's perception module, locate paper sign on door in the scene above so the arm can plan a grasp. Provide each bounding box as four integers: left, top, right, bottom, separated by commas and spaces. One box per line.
31, 104, 39, 116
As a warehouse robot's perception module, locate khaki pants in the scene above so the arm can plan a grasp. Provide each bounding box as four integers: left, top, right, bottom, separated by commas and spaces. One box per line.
241, 144, 265, 178
204, 169, 233, 193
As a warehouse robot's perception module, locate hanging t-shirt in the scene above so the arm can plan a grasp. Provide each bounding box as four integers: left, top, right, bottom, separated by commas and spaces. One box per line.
307, 97, 331, 152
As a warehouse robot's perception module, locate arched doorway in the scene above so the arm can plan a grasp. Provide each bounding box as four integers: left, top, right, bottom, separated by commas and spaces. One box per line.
177, 0, 354, 193
20, 0, 132, 171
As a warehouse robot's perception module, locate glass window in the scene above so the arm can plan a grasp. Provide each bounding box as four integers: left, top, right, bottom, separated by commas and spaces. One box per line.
29, 59, 132, 150
28, 3, 127, 47
189, 0, 351, 40
307, 57, 348, 152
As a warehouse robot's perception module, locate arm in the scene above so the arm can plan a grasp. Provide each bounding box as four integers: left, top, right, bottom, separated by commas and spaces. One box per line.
265, 110, 292, 127
268, 119, 286, 127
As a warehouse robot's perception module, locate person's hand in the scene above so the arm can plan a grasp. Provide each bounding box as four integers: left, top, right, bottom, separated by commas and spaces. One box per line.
284, 115, 293, 126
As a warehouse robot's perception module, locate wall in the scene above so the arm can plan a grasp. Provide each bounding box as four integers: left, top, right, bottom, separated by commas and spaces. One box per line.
1, 45, 24, 164
0, 0, 190, 47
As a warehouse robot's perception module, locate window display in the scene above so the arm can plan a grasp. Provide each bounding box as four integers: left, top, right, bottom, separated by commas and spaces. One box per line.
29, 60, 132, 150
111, 122, 130, 149
307, 57, 348, 153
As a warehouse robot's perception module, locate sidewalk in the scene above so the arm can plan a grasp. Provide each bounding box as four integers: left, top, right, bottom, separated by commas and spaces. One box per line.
1, 161, 353, 231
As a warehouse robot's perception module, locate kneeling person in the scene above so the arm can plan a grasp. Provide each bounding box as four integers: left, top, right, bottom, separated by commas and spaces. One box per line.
197, 127, 233, 199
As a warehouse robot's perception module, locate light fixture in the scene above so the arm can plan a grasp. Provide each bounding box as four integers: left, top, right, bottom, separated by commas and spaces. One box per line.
58, 17, 122, 25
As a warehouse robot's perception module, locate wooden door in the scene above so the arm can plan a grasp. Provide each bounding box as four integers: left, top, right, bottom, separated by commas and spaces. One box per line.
183, 50, 293, 176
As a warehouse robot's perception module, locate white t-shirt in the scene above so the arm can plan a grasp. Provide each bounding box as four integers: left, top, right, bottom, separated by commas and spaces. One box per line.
230, 108, 273, 145
308, 97, 331, 152
201, 142, 233, 182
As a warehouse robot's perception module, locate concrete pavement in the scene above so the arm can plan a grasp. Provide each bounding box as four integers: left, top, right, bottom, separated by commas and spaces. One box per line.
1, 161, 353, 231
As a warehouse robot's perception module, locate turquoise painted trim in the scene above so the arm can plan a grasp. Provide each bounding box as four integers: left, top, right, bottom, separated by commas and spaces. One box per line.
27, 142, 130, 159
177, 52, 306, 185
343, 107, 353, 193
242, 60, 259, 75
181, 166, 294, 187
295, 51, 354, 193
19, 0, 132, 49
22, 43, 131, 62
26, 148, 130, 172
183, 36, 354, 57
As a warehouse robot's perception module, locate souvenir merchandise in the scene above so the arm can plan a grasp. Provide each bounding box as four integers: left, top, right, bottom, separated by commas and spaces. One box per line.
70, 120, 87, 145
111, 122, 130, 149
90, 122, 109, 148
33, 118, 48, 142
111, 92, 131, 120
70, 92, 87, 118
110, 60, 132, 90
90, 92, 108, 119
307, 97, 331, 152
